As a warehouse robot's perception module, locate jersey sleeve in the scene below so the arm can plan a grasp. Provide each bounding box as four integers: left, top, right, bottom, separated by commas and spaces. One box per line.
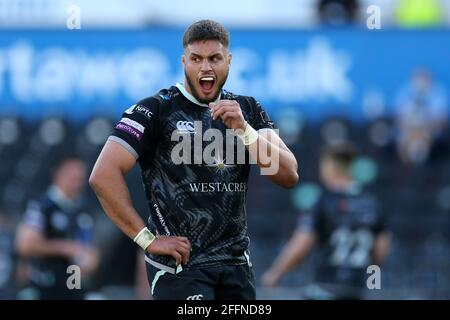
109, 99, 160, 160
249, 97, 275, 131
21, 200, 46, 231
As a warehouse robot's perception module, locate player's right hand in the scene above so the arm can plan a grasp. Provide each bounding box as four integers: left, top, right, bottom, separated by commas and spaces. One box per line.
146, 236, 191, 266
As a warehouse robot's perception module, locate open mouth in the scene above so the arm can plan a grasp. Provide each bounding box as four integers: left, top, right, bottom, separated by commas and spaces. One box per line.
199, 76, 215, 93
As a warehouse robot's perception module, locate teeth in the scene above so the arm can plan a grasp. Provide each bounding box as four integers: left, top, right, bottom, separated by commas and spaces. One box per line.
200, 77, 214, 81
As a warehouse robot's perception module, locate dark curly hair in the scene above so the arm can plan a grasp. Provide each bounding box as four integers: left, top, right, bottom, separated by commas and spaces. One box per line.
183, 19, 230, 49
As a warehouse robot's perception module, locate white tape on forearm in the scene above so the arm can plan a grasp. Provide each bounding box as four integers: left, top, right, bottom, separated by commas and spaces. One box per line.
235, 122, 259, 145
133, 227, 156, 251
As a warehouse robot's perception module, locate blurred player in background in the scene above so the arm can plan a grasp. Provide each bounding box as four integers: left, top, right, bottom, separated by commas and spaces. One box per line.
90, 19, 299, 300
262, 143, 390, 299
394, 68, 448, 165
15, 155, 99, 300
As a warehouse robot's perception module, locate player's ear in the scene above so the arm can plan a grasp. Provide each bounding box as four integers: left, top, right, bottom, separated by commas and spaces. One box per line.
228, 53, 232, 66
182, 54, 186, 66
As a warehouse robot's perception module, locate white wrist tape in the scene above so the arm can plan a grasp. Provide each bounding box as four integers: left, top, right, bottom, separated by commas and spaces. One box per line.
133, 227, 156, 251
235, 122, 259, 145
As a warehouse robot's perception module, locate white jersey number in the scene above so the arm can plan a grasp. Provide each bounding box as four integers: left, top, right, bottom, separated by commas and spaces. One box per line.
329, 228, 374, 268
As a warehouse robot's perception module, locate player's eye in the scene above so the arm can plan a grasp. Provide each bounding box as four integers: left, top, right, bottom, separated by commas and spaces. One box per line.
191, 56, 201, 63
210, 56, 222, 63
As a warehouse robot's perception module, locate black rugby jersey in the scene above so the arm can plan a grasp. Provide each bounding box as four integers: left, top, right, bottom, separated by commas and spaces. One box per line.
109, 84, 275, 273
297, 185, 386, 290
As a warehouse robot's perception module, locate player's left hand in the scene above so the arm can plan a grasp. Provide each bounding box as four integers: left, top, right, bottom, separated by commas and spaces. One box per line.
209, 100, 246, 132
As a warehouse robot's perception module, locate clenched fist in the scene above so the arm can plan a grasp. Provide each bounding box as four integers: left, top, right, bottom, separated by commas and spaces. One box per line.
209, 100, 246, 132
146, 236, 191, 266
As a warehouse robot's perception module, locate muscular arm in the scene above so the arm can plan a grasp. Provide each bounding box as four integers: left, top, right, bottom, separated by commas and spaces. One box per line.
249, 128, 299, 188
210, 100, 299, 188
89, 139, 191, 265
89, 140, 145, 239
262, 231, 315, 287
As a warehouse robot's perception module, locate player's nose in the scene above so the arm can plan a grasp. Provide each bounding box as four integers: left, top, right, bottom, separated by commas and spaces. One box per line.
200, 60, 212, 72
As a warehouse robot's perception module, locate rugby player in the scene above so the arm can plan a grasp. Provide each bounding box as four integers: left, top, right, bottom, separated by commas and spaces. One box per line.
89, 19, 299, 300
262, 144, 390, 299
16, 155, 98, 300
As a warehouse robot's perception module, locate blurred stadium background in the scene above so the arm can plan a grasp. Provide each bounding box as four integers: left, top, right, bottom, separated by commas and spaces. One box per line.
1, 0, 450, 299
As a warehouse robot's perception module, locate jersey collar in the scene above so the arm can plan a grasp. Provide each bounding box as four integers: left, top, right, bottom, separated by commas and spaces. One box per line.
176, 83, 221, 108
47, 185, 76, 212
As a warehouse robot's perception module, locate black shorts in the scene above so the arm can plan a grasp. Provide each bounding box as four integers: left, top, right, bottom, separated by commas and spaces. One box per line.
146, 263, 256, 300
